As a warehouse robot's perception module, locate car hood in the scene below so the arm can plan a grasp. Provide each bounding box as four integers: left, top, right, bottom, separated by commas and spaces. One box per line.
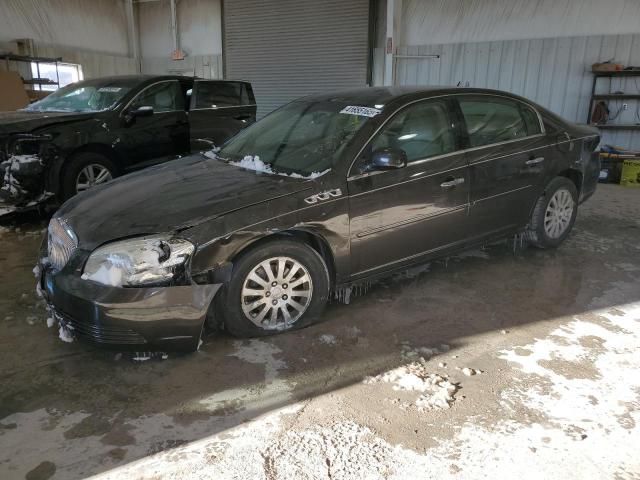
0, 111, 98, 134
57, 154, 314, 249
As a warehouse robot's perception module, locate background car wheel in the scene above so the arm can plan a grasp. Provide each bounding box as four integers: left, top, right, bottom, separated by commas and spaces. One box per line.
527, 176, 578, 249
219, 239, 330, 338
62, 152, 118, 200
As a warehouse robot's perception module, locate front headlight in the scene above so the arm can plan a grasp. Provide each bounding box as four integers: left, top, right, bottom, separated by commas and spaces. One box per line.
81, 236, 194, 287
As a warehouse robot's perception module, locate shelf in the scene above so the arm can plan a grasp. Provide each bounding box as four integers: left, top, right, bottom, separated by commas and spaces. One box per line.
0, 53, 62, 63
592, 94, 640, 100
593, 70, 640, 77
22, 78, 58, 85
590, 124, 640, 130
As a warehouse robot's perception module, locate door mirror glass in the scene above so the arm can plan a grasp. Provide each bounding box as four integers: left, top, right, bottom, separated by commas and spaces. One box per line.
371, 148, 407, 170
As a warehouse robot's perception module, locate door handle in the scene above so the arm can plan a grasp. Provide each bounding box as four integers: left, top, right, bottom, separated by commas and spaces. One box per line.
440, 177, 465, 188
526, 157, 545, 166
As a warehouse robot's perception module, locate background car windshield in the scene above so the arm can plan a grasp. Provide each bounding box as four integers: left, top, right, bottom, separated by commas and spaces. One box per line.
218, 100, 372, 176
24, 80, 134, 113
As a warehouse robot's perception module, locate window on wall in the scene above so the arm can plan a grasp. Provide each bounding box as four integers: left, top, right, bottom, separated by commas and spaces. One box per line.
30, 62, 83, 91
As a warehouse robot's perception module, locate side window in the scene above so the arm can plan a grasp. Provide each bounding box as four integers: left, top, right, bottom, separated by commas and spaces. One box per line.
194, 82, 243, 108
369, 100, 456, 163
458, 97, 539, 147
129, 81, 184, 113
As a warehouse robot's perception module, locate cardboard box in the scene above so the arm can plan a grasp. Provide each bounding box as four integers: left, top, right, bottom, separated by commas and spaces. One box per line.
592, 62, 624, 72
620, 159, 640, 187
0, 71, 30, 111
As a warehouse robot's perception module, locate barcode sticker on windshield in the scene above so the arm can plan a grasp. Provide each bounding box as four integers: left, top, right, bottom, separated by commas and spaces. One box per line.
340, 106, 381, 118
98, 87, 122, 93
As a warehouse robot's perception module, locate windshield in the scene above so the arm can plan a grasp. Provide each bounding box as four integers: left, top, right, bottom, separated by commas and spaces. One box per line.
217, 100, 376, 177
24, 79, 137, 113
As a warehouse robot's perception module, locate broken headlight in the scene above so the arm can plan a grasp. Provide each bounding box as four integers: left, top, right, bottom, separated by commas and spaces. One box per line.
81, 236, 194, 287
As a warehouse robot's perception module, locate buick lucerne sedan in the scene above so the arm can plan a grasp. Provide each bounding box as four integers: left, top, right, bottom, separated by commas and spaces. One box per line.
38, 87, 600, 351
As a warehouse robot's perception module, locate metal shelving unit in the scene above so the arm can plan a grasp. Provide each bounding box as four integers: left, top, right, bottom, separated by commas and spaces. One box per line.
587, 70, 640, 129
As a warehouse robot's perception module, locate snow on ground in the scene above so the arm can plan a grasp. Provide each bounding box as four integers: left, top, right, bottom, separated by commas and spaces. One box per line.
318, 334, 337, 345
365, 361, 458, 410
88, 301, 640, 480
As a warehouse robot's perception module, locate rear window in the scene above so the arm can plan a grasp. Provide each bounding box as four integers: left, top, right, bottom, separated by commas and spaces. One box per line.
458, 97, 541, 148
194, 82, 252, 108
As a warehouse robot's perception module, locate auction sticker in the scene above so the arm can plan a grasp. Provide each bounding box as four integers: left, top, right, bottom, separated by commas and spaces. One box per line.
340, 106, 382, 117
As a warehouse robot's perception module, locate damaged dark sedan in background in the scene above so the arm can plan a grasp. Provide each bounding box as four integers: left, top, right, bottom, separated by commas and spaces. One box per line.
0, 75, 255, 215
38, 86, 600, 351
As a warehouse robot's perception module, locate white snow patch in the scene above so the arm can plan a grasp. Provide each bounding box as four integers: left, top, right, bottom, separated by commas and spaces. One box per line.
219, 153, 330, 179
318, 334, 337, 345
365, 361, 458, 410
132, 354, 151, 362
46, 316, 55, 328
58, 325, 74, 343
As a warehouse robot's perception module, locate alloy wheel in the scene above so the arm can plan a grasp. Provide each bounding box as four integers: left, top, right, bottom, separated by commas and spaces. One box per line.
241, 256, 313, 330
76, 164, 113, 193
544, 188, 574, 239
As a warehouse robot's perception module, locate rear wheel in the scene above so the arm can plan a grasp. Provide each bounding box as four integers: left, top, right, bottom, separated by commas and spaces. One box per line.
218, 239, 330, 337
62, 152, 117, 200
527, 177, 578, 248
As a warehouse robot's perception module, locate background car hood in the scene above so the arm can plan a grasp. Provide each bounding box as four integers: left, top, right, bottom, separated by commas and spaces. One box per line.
58, 154, 313, 249
0, 111, 97, 134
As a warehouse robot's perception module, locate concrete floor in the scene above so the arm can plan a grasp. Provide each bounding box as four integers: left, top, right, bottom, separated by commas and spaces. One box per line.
0, 184, 639, 480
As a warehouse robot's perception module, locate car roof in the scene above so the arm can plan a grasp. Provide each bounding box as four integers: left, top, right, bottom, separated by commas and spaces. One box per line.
78, 75, 251, 84
298, 86, 537, 107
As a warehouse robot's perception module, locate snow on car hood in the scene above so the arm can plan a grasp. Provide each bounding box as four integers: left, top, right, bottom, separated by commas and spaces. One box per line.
57, 153, 314, 249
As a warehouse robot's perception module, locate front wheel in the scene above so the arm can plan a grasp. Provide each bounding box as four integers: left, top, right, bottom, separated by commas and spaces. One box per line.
62, 152, 117, 200
527, 177, 578, 249
218, 239, 330, 337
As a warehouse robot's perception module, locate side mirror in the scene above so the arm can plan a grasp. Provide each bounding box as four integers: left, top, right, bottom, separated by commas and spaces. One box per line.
124, 105, 154, 123
371, 148, 407, 170
131, 105, 154, 117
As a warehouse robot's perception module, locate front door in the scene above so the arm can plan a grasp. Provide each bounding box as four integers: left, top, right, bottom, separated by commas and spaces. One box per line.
348, 98, 470, 279
455, 95, 550, 237
117, 80, 189, 170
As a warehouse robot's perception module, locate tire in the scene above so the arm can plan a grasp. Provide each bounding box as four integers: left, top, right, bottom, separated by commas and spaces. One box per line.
218, 239, 331, 338
62, 152, 118, 200
527, 176, 578, 249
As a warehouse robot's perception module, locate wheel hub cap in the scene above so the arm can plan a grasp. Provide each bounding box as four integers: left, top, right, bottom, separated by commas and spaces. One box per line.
544, 188, 574, 239
241, 256, 313, 331
76, 164, 113, 192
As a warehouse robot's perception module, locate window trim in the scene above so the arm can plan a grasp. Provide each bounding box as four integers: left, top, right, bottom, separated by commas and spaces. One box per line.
121, 80, 185, 115
347, 93, 546, 180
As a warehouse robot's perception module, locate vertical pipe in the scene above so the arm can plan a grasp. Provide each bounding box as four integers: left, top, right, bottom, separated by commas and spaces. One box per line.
170, 0, 179, 54
126, 0, 141, 72
383, 0, 394, 86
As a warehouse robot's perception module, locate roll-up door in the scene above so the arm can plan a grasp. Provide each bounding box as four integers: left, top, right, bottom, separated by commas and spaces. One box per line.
223, 0, 370, 118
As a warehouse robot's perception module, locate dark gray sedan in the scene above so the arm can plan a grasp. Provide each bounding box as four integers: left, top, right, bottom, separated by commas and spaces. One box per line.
38, 87, 600, 351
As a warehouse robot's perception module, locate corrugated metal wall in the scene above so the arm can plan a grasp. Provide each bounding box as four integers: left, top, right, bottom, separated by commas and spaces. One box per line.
394, 34, 640, 150
223, 0, 370, 118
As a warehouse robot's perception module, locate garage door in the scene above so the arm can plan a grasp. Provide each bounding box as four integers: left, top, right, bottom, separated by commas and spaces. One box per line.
223, 0, 370, 118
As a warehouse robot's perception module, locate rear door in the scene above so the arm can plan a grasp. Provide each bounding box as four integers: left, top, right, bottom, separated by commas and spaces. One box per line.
117, 80, 189, 169
189, 80, 256, 151
455, 95, 550, 237
348, 98, 470, 278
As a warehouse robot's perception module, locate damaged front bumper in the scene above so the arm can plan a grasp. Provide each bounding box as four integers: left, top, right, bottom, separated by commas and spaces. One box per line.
0, 134, 55, 215
39, 255, 221, 352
